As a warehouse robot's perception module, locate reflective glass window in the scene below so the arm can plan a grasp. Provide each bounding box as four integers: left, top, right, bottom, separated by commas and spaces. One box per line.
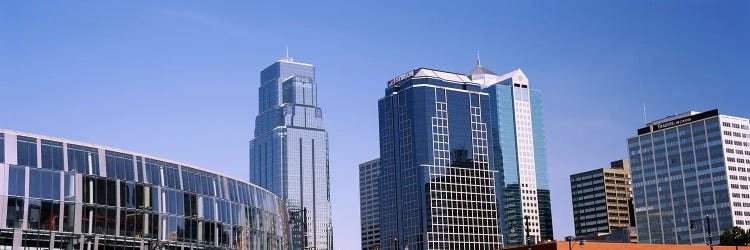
17, 136, 37, 167
106, 150, 134, 181
82, 205, 95, 234
29, 168, 60, 200
121, 209, 137, 237
41, 139, 63, 170
120, 182, 135, 208
67, 144, 99, 175
149, 213, 159, 239
63, 203, 75, 232
0, 133, 4, 163
105, 207, 116, 235
5, 197, 24, 228
27, 199, 41, 230
151, 186, 160, 212
136, 156, 144, 182
106, 179, 117, 206
37, 200, 60, 231
64, 173, 75, 202
94, 207, 106, 234
8, 166, 25, 196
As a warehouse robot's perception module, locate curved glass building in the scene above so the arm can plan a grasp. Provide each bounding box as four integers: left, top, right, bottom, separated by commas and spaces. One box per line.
0, 129, 288, 249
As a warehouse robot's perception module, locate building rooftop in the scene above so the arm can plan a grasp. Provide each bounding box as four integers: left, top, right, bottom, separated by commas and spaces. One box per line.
468, 65, 498, 76
413, 68, 473, 83
647, 111, 701, 126
0, 128, 275, 195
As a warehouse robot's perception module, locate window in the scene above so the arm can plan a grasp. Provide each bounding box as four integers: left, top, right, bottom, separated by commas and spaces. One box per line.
81, 205, 95, 234
0, 133, 4, 163
136, 156, 144, 182
5, 197, 24, 228
8, 166, 25, 196
41, 139, 63, 170
28, 168, 60, 200
64, 173, 75, 202
67, 144, 99, 175
85, 177, 118, 206
106, 151, 134, 181
17, 136, 37, 167
120, 182, 135, 208
63, 203, 75, 232
38, 200, 61, 231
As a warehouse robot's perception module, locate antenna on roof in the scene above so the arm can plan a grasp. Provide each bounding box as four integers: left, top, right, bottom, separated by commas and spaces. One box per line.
643, 102, 648, 125
477, 51, 481, 66
283, 46, 293, 62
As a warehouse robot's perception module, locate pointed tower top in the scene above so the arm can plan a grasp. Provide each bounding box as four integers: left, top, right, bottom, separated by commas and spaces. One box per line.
477, 51, 481, 66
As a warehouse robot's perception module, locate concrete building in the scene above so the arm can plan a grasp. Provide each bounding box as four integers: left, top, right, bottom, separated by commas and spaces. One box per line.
570, 160, 635, 240
628, 109, 750, 244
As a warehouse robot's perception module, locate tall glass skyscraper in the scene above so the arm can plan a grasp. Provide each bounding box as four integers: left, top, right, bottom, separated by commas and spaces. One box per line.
628, 110, 750, 244
468, 62, 553, 246
249, 57, 333, 250
378, 68, 502, 250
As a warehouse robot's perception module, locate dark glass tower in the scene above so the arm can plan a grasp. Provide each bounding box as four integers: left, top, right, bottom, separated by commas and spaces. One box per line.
468, 62, 553, 246
378, 68, 502, 250
359, 158, 381, 250
249, 57, 333, 250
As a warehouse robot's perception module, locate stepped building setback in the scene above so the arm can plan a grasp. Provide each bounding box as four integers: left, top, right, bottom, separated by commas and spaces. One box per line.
249, 56, 334, 250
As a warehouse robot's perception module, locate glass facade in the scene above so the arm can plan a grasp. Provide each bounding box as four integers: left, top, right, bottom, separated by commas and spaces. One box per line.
0, 130, 288, 249
0, 133, 4, 163
359, 158, 380, 250
249, 58, 333, 250
471, 68, 553, 246
377, 68, 501, 250
629, 110, 750, 245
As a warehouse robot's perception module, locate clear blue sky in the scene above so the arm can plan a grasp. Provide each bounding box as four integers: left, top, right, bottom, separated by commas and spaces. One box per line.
1, 1, 749, 248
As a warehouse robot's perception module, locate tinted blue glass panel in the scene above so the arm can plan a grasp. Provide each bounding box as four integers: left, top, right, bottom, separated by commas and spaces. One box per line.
41, 139, 64, 170
17, 136, 37, 167
106, 151, 134, 181
67, 144, 99, 175
0, 133, 4, 163
8, 166, 25, 196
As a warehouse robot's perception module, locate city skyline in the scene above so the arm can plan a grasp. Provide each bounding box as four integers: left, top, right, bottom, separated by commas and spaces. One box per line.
1, 1, 749, 249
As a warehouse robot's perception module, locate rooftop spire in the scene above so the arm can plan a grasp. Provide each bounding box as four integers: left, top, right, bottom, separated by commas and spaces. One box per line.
282, 46, 294, 62
477, 51, 481, 66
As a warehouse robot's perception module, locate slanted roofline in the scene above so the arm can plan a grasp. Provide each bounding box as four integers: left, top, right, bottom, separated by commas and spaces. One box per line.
0, 128, 275, 194
387, 68, 476, 86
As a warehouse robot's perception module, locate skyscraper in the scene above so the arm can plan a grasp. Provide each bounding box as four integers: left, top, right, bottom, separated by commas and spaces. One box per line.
570, 160, 635, 239
249, 56, 333, 250
628, 109, 750, 244
378, 68, 502, 250
359, 158, 381, 250
468, 61, 553, 246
